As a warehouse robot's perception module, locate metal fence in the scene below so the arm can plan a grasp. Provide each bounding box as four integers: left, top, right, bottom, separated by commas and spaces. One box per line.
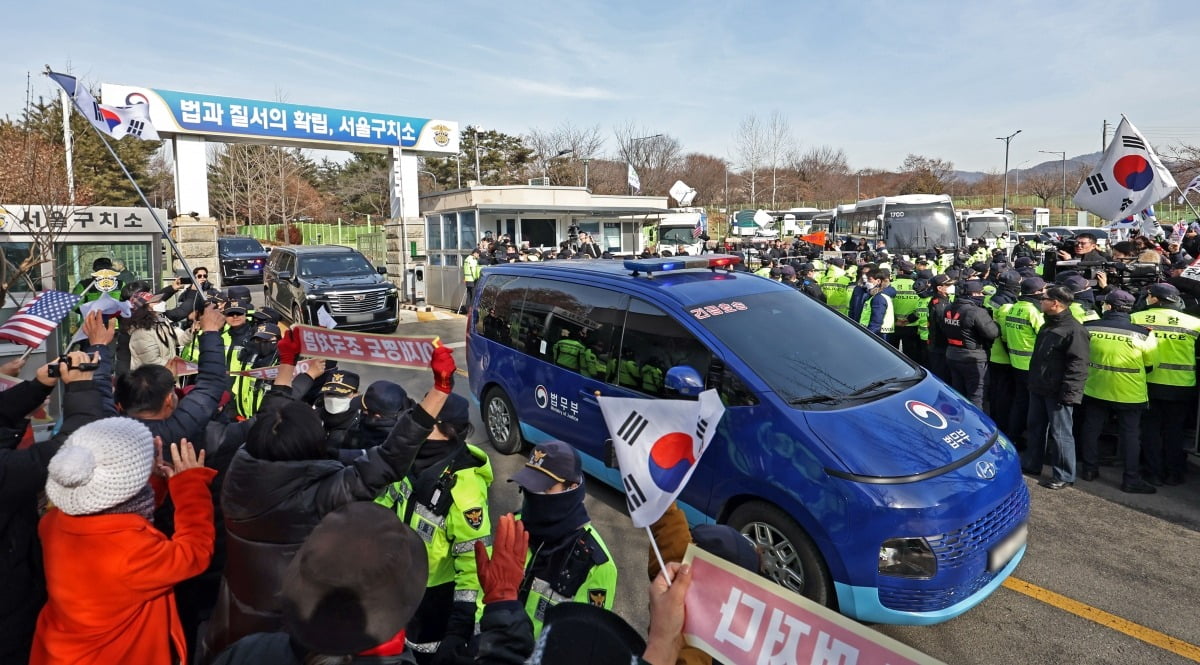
236, 221, 382, 247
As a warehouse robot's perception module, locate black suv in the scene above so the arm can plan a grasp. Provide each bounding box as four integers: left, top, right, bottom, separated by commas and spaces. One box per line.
218, 236, 269, 284
264, 245, 399, 334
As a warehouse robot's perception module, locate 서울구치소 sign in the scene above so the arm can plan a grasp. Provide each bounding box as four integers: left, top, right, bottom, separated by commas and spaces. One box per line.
0, 205, 169, 235
100, 84, 459, 155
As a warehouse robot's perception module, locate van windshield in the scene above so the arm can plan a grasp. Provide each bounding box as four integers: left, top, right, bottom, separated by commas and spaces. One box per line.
691, 290, 922, 404
299, 253, 375, 277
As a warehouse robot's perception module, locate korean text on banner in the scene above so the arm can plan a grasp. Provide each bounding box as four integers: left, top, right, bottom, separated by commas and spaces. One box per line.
294, 324, 438, 369
682, 546, 945, 665
229, 358, 316, 380
598, 389, 724, 528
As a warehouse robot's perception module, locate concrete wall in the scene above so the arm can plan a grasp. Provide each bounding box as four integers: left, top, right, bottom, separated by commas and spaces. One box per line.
385, 216, 426, 302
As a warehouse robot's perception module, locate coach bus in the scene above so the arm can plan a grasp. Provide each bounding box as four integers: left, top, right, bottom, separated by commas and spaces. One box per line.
836, 194, 961, 254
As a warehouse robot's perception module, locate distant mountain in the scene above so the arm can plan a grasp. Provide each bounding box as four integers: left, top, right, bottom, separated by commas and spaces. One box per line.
952, 152, 1102, 183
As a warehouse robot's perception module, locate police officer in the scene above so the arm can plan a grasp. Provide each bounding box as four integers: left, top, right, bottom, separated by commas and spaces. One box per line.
938, 280, 1000, 408
463, 248, 482, 312
1078, 290, 1159, 493
859, 268, 896, 340
552, 328, 585, 370
1131, 283, 1200, 486
821, 258, 852, 315
641, 356, 666, 395
795, 263, 826, 302
985, 271, 1021, 427
1058, 273, 1101, 323
316, 369, 362, 457
510, 441, 617, 639
925, 274, 956, 381
231, 321, 282, 418
376, 393, 493, 664
1003, 277, 1047, 450
890, 262, 922, 359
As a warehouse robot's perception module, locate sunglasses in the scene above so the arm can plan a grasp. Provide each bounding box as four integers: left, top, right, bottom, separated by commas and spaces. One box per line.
194, 273, 208, 278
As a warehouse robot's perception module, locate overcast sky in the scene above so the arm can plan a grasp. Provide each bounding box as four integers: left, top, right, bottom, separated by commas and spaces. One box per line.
3, 0, 1196, 173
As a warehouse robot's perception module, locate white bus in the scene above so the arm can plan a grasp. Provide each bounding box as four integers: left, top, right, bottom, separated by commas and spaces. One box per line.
836, 194, 960, 253
961, 210, 1014, 250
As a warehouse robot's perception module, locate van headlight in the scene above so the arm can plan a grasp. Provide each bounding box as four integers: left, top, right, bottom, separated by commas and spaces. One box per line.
879, 538, 937, 578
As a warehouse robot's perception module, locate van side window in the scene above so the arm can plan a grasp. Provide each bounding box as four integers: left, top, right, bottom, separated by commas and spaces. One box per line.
618, 298, 713, 396
475, 275, 521, 345
522, 278, 627, 380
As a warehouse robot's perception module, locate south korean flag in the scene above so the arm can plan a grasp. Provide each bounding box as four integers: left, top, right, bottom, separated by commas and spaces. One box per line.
598, 389, 724, 528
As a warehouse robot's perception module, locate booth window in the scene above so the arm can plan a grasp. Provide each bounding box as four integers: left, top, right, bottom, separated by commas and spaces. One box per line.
460, 211, 477, 250
442, 212, 459, 267
426, 215, 443, 266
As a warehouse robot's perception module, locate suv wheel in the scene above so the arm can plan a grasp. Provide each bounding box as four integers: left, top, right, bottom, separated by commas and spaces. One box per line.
483, 387, 524, 455
727, 501, 834, 607
291, 304, 306, 326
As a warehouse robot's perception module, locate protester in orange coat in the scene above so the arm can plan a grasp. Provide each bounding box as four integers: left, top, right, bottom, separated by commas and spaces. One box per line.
30, 417, 215, 665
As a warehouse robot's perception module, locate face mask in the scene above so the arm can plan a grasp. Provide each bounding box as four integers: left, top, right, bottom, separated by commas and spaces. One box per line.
946, 285, 956, 296
324, 396, 352, 414
151, 302, 167, 313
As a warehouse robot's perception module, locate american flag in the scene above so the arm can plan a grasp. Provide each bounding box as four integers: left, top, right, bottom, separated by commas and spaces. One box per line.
0, 291, 81, 347
692, 221, 703, 239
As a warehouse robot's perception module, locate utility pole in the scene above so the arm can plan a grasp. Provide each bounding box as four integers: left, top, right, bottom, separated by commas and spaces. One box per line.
997, 129, 1022, 215
1102, 119, 1109, 152
473, 126, 482, 184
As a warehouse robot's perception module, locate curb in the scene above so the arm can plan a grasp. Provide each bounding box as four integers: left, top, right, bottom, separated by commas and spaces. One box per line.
401, 303, 432, 312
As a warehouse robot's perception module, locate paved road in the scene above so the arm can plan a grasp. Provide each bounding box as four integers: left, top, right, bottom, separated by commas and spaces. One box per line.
288, 300, 1200, 665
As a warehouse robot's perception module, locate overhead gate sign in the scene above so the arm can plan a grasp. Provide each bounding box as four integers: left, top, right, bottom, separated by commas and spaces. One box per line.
100, 84, 458, 155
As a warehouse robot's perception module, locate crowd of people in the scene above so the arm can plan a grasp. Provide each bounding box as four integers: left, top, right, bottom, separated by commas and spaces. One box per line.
1, 267, 773, 665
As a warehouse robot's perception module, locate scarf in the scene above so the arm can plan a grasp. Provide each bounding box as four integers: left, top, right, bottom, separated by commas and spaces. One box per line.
97, 484, 156, 521
522, 485, 589, 550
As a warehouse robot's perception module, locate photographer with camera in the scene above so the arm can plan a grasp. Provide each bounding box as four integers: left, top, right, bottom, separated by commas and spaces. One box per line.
161, 267, 220, 325
0, 350, 110, 663
1057, 232, 1106, 263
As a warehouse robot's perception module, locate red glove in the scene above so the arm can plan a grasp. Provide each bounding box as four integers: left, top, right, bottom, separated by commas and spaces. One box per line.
276, 329, 301, 366
431, 345, 456, 394
475, 514, 528, 604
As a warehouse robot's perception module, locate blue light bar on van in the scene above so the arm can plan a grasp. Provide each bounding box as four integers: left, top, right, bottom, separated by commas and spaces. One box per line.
623, 254, 742, 275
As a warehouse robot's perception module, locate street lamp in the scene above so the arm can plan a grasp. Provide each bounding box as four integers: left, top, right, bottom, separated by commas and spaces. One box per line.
628, 134, 663, 194
1039, 150, 1067, 224
540, 148, 573, 183
996, 129, 1022, 215
450, 155, 462, 189
580, 158, 591, 189
1012, 159, 1033, 199
417, 170, 438, 188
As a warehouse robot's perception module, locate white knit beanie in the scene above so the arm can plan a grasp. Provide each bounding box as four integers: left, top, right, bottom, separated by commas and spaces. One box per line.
46, 417, 155, 516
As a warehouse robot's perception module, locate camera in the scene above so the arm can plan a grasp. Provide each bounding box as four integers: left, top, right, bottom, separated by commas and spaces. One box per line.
180, 276, 194, 286
46, 354, 100, 377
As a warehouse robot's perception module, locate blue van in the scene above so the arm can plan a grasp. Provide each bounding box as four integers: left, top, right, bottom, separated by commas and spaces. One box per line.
466, 255, 1029, 625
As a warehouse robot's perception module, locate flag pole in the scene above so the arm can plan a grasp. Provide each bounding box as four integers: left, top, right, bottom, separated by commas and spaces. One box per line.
645, 525, 673, 588
1173, 185, 1200, 220
43, 67, 194, 282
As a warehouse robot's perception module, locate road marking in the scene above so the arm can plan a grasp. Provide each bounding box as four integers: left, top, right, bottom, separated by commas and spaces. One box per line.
1004, 577, 1200, 662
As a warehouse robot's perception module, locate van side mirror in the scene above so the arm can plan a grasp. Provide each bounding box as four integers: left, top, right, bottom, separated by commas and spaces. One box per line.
276, 270, 292, 281
665, 365, 704, 397
603, 438, 617, 468
377, 266, 387, 275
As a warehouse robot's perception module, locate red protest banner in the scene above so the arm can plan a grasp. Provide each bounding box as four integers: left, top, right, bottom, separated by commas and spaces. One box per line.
294, 325, 439, 369
167, 357, 198, 377
682, 546, 944, 665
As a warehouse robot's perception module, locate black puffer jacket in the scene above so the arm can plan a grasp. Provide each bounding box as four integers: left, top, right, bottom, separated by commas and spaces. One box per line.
198, 405, 436, 663
1028, 309, 1091, 404
0, 378, 108, 665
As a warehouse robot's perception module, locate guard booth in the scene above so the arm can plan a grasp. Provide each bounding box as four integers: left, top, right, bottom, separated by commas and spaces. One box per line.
0, 204, 166, 424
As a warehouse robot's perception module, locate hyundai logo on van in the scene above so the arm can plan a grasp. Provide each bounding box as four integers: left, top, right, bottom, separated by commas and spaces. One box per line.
975, 460, 997, 480
905, 400, 948, 429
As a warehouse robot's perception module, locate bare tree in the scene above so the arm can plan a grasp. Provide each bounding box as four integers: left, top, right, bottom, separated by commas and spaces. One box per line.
765, 111, 794, 208
525, 122, 605, 186
613, 121, 682, 195
732, 115, 767, 206
793, 145, 850, 205
898, 154, 957, 195
1024, 171, 1061, 207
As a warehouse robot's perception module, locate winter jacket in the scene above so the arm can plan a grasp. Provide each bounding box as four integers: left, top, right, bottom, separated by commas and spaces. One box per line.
939, 297, 1000, 354
198, 405, 436, 662
129, 321, 191, 371
1027, 309, 1091, 405
30, 467, 218, 665
97, 329, 227, 448
0, 379, 107, 665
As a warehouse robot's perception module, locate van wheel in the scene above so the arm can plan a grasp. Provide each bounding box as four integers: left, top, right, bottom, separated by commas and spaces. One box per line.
727, 502, 834, 607
483, 387, 524, 455
291, 304, 306, 326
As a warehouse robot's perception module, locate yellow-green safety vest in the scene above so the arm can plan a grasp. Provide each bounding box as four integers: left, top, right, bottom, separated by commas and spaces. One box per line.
1002, 299, 1044, 371
1131, 308, 1200, 388
1083, 320, 1158, 403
